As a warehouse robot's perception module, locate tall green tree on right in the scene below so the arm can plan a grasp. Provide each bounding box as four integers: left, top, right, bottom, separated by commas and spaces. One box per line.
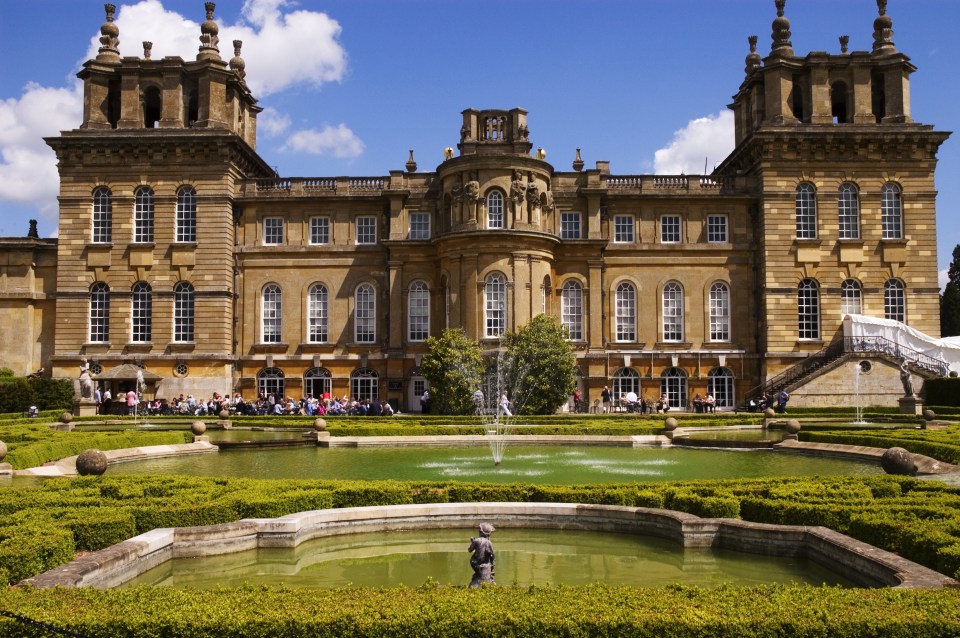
503, 314, 578, 415
941, 244, 960, 337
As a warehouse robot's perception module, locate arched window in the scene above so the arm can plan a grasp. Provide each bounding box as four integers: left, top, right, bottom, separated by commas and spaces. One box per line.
173, 281, 195, 342
662, 282, 684, 342
615, 282, 636, 342
304, 367, 332, 400
262, 284, 282, 343
131, 281, 152, 342
795, 183, 817, 239
486, 191, 504, 229
838, 183, 860, 240
408, 281, 430, 342
89, 282, 110, 343
308, 284, 328, 343
485, 273, 506, 338
881, 183, 903, 240
707, 367, 735, 409
561, 280, 583, 340
661, 367, 688, 409
709, 282, 730, 341
134, 186, 154, 243
92, 187, 113, 243
612, 367, 640, 402
257, 367, 284, 398
840, 279, 862, 316
176, 186, 197, 242
798, 279, 820, 340
355, 283, 376, 343
884, 279, 905, 323
351, 368, 379, 401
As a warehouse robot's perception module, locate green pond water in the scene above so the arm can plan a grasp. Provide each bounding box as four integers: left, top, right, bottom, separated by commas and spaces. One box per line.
119, 527, 855, 589
106, 444, 882, 483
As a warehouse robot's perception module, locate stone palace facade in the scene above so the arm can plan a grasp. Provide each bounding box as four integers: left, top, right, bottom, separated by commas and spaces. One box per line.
0, 1, 950, 411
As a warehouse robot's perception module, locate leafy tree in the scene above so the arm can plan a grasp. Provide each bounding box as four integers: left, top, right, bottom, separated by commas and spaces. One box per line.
503, 314, 578, 415
942, 244, 960, 337
420, 328, 484, 415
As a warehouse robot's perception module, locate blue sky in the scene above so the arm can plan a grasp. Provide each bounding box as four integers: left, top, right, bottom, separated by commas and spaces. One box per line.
0, 0, 956, 285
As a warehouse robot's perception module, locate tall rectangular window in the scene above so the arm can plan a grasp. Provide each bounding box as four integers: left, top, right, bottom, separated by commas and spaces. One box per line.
176, 187, 197, 243
173, 282, 195, 342
795, 183, 818, 239
264, 217, 284, 245
561, 212, 582, 239
92, 187, 112, 243
408, 281, 430, 341
356, 216, 377, 244
561, 281, 583, 340
709, 283, 730, 341
355, 284, 376, 343
707, 215, 728, 243
409, 213, 430, 240
881, 183, 903, 240
262, 285, 282, 343
838, 183, 860, 240
660, 215, 681, 243
614, 215, 634, 243
89, 283, 110, 343
134, 187, 154, 243
131, 282, 152, 343
662, 282, 684, 342
309, 217, 330, 244
308, 284, 328, 342
615, 283, 636, 342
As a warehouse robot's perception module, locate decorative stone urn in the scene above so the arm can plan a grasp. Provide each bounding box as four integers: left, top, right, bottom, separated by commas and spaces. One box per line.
880, 447, 917, 476
76, 449, 108, 476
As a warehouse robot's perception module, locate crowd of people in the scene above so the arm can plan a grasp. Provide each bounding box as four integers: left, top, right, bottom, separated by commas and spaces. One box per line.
99, 390, 396, 417
746, 390, 790, 413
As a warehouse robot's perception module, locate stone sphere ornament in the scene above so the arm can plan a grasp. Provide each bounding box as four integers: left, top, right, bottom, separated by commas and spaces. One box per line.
191, 421, 207, 435
0, 440, 7, 462
663, 417, 678, 432
314, 418, 328, 432
219, 409, 230, 420
785, 419, 801, 434
60, 412, 73, 424
764, 408, 776, 419
880, 447, 917, 476
923, 409, 936, 422
76, 449, 108, 476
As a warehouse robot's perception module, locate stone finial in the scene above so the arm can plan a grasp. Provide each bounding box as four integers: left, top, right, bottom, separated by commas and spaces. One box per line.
143, 41, 152, 59
839, 35, 849, 54
229, 40, 246, 79
873, 0, 895, 53
771, 0, 793, 56
745, 35, 762, 74
198, 2, 221, 61
28, 219, 39, 239
405, 150, 417, 173
96, 3, 120, 62
572, 148, 584, 172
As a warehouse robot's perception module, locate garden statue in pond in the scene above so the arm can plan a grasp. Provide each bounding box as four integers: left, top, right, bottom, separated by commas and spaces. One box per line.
468, 522, 496, 587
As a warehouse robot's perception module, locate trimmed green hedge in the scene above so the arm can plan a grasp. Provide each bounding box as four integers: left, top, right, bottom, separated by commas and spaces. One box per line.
800, 425, 960, 465
0, 426, 192, 470
0, 377, 73, 413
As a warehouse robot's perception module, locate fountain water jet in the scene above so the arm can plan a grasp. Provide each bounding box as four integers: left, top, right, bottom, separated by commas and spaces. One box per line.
852, 361, 869, 425
475, 344, 530, 466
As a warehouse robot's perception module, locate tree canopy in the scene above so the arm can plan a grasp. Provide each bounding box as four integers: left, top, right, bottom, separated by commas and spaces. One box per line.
419, 328, 484, 415
942, 244, 960, 337
503, 314, 578, 415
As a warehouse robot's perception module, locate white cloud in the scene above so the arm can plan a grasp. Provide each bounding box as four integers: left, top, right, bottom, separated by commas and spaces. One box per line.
280, 124, 365, 159
653, 110, 735, 175
940, 268, 949, 292
258, 107, 291, 138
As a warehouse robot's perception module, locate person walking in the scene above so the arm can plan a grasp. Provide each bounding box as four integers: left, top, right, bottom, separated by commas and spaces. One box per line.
601, 385, 612, 413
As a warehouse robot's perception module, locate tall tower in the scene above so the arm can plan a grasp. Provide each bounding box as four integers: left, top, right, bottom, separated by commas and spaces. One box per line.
716, 0, 950, 383
46, 3, 273, 399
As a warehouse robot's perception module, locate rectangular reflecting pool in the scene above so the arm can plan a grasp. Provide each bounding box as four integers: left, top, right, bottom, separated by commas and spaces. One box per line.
105, 444, 882, 483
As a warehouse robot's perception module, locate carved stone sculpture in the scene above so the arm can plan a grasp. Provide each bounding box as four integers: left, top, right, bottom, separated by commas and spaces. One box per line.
468, 522, 496, 587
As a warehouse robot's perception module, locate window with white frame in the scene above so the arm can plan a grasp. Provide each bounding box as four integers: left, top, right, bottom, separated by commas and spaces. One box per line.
309, 216, 331, 244
89, 282, 110, 343
131, 281, 152, 343
134, 187, 154, 243
355, 283, 376, 343
304, 367, 332, 400
798, 279, 820, 340
262, 284, 282, 343
661, 367, 688, 409
485, 273, 506, 338
613, 367, 640, 401
173, 281, 194, 342
884, 279, 905, 323
257, 368, 284, 398
408, 281, 430, 341
92, 187, 113, 243
660, 215, 681, 243
486, 191, 504, 229
356, 216, 377, 244
840, 279, 862, 316
409, 213, 430, 240
708, 367, 734, 408
614, 215, 635, 243
707, 215, 728, 243
560, 212, 582, 239
709, 282, 730, 341
308, 284, 328, 343
838, 183, 860, 240
615, 282, 636, 342
176, 186, 197, 242
795, 183, 818, 239
351, 368, 379, 401
881, 183, 903, 240
561, 280, 583, 340
263, 217, 284, 245
661, 282, 684, 342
